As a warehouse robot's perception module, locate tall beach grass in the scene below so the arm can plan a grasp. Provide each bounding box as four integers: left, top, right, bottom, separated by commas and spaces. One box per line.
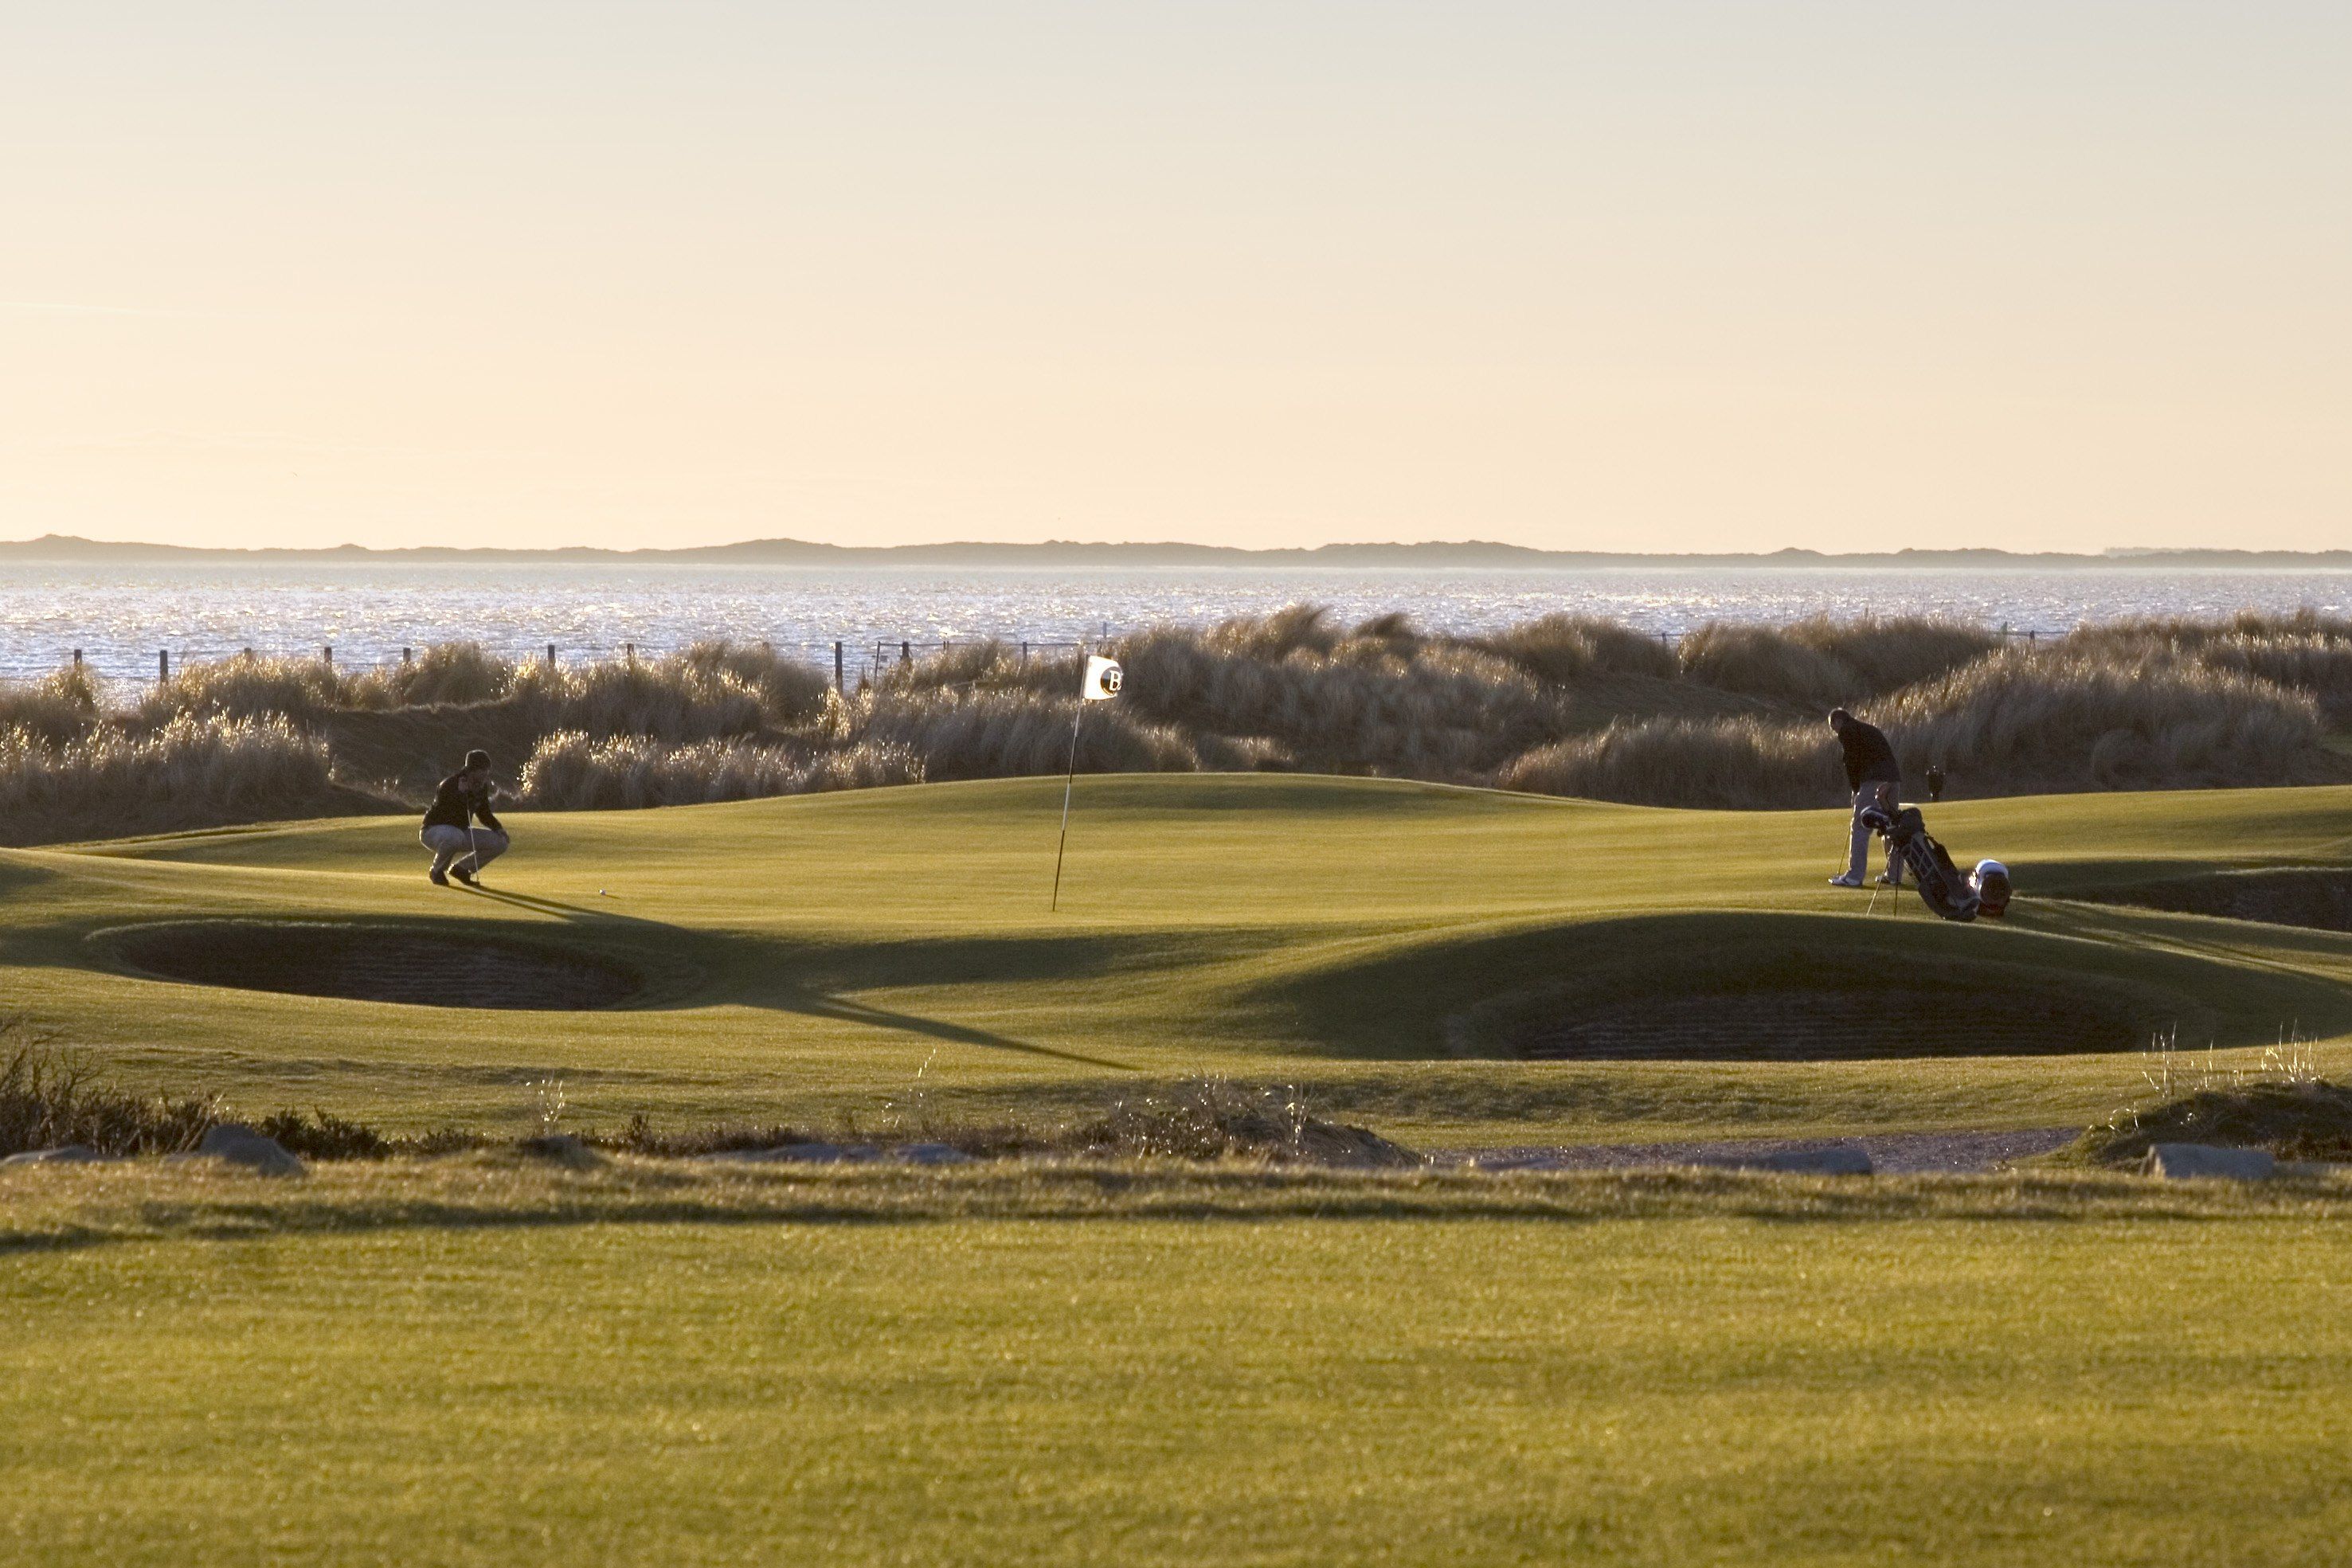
0, 607, 2346, 838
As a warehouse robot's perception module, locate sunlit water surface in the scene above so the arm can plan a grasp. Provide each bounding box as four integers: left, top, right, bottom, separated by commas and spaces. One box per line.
9, 563, 2350, 683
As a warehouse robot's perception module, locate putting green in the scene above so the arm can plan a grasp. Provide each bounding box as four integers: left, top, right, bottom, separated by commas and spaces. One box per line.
8, 775, 2352, 1144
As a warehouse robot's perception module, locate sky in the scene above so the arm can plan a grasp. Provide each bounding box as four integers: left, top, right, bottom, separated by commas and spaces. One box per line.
2, 2, 2346, 554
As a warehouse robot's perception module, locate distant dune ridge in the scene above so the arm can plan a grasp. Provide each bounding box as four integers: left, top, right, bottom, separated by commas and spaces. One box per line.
4, 533, 2352, 569
1, 608, 2348, 843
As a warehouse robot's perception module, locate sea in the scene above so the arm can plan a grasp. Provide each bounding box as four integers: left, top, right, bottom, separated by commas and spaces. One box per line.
9, 561, 2352, 685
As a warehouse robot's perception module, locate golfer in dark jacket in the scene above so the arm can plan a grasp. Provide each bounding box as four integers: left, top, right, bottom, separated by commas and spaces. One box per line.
1829, 709, 1902, 889
421, 749, 507, 886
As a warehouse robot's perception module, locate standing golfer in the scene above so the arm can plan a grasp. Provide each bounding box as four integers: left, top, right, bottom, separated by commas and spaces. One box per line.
421, 749, 508, 887
1828, 708, 1903, 889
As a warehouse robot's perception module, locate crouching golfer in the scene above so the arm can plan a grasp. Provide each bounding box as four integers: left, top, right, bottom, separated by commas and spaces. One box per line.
421, 749, 507, 887
1828, 708, 1903, 889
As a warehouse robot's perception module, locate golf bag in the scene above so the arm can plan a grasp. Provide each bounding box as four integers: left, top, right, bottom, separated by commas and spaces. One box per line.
1859, 804, 1980, 922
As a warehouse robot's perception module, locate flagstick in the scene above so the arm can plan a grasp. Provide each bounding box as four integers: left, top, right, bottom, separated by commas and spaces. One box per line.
1049, 689, 1086, 913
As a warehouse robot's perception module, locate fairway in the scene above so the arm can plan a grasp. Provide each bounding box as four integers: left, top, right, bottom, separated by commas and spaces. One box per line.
6, 774, 2352, 1144
10, 1189, 2352, 1566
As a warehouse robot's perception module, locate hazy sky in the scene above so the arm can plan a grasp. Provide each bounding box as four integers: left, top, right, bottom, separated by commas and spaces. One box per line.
2, 3, 2346, 553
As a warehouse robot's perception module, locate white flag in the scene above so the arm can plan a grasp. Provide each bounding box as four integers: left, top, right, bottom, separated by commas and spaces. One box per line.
1081, 655, 1123, 701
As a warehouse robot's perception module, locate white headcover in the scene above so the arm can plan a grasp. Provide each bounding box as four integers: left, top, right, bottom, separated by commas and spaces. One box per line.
1082, 655, 1123, 701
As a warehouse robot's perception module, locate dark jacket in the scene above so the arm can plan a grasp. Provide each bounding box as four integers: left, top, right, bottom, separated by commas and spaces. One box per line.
423, 772, 502, 833
1835, 718, 1900, 792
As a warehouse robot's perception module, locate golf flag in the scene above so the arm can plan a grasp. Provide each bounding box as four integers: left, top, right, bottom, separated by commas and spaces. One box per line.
1082, 655, 1123, 700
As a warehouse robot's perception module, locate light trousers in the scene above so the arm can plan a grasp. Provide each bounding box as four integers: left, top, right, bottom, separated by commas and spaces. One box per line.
421, 823, 509, 877
1846, 786, 1903, 883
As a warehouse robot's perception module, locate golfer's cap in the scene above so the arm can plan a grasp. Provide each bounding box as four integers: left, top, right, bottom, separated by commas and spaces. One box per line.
464, 749, 491, 771
1974, 859, 2008, 878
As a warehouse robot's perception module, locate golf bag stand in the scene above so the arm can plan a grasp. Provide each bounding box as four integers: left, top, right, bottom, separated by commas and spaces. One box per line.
1858, 804, 1981, 922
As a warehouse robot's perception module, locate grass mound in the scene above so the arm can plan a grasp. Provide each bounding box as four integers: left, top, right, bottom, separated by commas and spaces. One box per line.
1522, 984, 2139, 1062
2081, 868, 2352, 933
2071, 1079, 2352, 1165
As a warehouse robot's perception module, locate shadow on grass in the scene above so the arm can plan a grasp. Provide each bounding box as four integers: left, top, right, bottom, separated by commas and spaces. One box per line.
1245, 908, 2352, 1062
55, 883, 1145, 1073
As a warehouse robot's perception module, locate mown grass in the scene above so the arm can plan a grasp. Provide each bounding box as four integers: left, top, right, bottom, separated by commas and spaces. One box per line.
8, 1175, 2352, 1565
7, 772, 2352, 1150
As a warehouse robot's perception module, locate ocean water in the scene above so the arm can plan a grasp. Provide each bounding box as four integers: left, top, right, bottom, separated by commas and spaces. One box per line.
10, 561, 2352, 683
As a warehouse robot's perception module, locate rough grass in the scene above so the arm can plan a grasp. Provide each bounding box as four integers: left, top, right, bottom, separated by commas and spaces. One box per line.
2068, 1078, 2352, 1166
12, 1175, 2352, 1564
5, 1046, 1415, 1172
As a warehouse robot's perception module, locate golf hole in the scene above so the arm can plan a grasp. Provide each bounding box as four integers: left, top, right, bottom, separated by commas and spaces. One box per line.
1517, 984, 2139, 1061
105, 921, 643, 1011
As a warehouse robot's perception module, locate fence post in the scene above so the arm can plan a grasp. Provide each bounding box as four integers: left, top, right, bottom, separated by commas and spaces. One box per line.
625, 642, 636, 665
402, 647, 413, 666
546, 643, 557, 668
158, 649, 170, 684
323, 644, 332, 669
833, 640, 845, 691
72, 648, 81, 669
243, 647, 253, 659
900, 639, 910, 665
1020, 640, 1028, 667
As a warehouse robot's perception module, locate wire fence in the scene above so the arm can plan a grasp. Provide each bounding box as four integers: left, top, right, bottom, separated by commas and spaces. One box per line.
24, 634, 1115, 698
24, 621, 2069, 695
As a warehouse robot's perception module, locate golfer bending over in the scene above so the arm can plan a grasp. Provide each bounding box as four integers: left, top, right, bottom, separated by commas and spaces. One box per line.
421, 749, 507, 887
1828, 708, 1903, 889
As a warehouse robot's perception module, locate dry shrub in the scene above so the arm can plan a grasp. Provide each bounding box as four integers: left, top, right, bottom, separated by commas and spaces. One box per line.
1105, 624, 1558, 776
681, 639, 833, 722
1679, 615, 1999, 706
0, 667, 101, 745
0, 714, 343, 844
2066, 612, 2352, 721
1478, 614, 1679, 684
839, 689, 1201, 780
1678, 622, 1861, 706
350, 642, 516, 708
1061, 1079, 1418, 1167
1883, 647, 2324, 793
1500, 716, 1838, 808
875, 639, 1076, 699
1502, 643, 2327, 807
517, 730, 922, 810
134, 651, 351, 728
1789, 615, 2002, 694
507, 654, 769, 743
0, 1030, 217, 1156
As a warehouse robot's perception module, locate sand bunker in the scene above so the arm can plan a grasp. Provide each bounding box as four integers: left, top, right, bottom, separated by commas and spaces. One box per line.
2086, 869, 2352, 933
1520, 986, 2137, 1061
108, 921, 641, 1011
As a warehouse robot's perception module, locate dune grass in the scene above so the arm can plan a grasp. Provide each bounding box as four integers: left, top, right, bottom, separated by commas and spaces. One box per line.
4, 612, 2348, 843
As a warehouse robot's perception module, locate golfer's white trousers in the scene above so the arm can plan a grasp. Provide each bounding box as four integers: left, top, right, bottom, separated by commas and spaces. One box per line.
1846, 788, 1902, 883
421, 824, 509, 876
